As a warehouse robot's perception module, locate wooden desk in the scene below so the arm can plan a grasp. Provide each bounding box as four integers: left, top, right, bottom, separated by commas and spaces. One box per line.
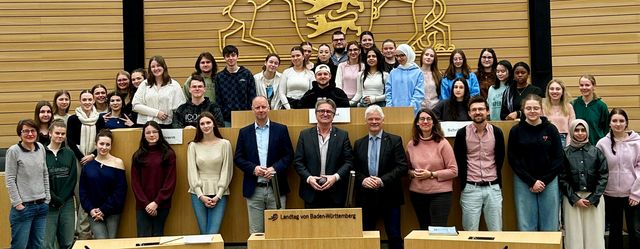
405, 230, 562, 249
72, 234, 224, 249
248, 231, 380, 249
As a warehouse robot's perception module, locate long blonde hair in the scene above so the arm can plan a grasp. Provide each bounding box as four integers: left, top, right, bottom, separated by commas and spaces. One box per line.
542, 78, 572, 116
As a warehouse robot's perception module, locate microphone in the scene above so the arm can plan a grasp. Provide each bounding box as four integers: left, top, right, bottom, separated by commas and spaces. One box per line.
345, 170, 356, 208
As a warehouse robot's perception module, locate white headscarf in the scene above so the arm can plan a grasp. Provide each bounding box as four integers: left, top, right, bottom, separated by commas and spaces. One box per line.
395, 44, 417, 69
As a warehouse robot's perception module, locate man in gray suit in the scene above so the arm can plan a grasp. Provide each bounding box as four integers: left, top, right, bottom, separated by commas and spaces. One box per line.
294, 99, 353, 208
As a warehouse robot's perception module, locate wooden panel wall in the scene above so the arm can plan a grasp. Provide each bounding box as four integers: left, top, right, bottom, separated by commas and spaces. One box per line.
0, 0, 123, 147
550, 0, 640, 130
144, 0, 530, 86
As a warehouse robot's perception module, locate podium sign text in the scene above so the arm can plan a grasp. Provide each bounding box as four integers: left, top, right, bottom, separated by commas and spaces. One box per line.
264, 208, 362, 239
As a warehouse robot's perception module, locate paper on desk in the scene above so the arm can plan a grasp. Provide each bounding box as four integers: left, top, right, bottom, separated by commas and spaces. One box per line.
428, 226, 458, 236
183, 234, 214, 244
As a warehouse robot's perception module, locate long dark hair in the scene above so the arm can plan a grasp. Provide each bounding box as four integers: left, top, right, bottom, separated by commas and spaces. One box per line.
476, 48, 498, 82
494, 60, 513, 89
195, 52, 217, 77
446, 78, 471, 120
608, 108, 629, 155
193, 112, 223, 143
34, 100, 53, 128
444, 48, 471, 80
361, 47, 385, 85
411, 108, 444, 145
132, 121, 174, 168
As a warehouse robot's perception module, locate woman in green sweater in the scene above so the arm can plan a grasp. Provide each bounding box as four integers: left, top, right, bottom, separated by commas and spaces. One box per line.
572, 74, 609, 145
44, 120, 77, 249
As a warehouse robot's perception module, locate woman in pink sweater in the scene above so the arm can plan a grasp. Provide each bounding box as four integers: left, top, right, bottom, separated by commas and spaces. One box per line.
596, 108, 640, 249
407, 108, 458, 228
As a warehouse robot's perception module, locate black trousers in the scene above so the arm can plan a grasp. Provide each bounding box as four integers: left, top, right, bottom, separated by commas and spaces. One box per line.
605, 195, 640, 249
409, 191, 452, 229
362, 205, 403, 249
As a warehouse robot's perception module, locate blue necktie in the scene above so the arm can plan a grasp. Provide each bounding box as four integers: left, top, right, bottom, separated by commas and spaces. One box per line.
369, 137, 379, 176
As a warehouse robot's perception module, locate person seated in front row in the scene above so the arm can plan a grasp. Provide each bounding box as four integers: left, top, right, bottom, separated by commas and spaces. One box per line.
173, 73, 224, 129
299, 64, 350, 108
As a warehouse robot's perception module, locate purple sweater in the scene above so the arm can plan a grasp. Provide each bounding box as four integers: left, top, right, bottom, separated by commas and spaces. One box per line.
596, 131, 640, 201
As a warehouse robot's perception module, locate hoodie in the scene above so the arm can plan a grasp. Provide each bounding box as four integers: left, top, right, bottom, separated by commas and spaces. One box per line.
573, 96, 609, 145
385, 63, 424, 114
508, 116, 564, 186
596, 131, 640, 201
299, 81, 350, 109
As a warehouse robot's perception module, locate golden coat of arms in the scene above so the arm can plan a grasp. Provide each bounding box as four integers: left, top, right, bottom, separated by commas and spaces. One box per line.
219, 0, 455, 54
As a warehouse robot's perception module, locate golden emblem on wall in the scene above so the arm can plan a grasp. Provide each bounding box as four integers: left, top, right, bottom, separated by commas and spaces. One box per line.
219, 0, 455, 55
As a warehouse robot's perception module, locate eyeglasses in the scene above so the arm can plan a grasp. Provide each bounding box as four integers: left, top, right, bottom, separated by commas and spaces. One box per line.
21, 129, 37, 135
418, 117, 433, 122
316, 109, 335, 115
395, 54, 406, 58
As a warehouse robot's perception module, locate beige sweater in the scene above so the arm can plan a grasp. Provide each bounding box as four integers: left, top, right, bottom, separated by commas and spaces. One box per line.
187, 139, 233, 199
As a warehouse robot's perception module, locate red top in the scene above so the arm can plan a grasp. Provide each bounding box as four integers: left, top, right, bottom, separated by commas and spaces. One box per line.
131, 146, 177, 209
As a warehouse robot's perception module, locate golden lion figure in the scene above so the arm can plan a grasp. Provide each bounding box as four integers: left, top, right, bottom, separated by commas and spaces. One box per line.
219, 0, 455, 54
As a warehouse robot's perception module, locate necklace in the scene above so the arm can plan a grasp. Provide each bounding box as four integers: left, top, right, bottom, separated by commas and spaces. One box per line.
516, 85, 529, 96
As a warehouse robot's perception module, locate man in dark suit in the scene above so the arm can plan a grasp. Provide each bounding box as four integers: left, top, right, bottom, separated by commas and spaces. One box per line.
235, 96, 293, 234
353, 105, 408, 249
294, 98, 353, 208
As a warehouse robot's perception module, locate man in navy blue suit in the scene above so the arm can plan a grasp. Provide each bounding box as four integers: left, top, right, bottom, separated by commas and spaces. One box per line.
353, 105, 407, 249
235, 96, 293, 234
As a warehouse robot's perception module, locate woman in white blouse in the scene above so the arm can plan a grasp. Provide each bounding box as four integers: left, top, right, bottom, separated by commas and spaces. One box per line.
187, 112, 233, 234
280, 46, 315, 109
351, 47, 388, 107
254, 53, 288, 110
132, 56, 186, 127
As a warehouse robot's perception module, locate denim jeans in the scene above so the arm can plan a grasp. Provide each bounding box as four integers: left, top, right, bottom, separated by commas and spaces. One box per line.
246, 185, 286, 234
513, 175, 560, 231
191, 194, 227, 234
89, 214, 120, 239
460, 183, 503, 231
136, 208, 170, 237
45, 198, 75, 249
10, 202, 48, 249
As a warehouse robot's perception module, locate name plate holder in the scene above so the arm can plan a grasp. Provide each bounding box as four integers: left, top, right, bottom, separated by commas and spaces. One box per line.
248, 208, 380, 249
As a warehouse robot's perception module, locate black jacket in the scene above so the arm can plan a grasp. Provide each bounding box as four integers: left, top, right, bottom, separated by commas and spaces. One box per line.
454, 124, 505, 190
299, 81, 350, 109
560, 144, 608, 206
353, 131, 408, 207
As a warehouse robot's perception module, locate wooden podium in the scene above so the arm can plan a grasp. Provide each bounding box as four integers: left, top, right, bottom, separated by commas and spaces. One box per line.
72, 234, 224, 249
405, 230, 562, 249
248, 208, 380, 249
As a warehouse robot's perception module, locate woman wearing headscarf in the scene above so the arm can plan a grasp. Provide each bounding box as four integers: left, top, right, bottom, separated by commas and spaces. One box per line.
385, 44, 424, 114
560, 119, 607, 249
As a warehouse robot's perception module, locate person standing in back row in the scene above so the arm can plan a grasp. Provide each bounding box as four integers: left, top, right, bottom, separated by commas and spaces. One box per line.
215, 45, 256, 127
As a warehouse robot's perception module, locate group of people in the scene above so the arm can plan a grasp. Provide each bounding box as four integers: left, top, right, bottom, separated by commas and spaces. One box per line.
4, 30, 639, 249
